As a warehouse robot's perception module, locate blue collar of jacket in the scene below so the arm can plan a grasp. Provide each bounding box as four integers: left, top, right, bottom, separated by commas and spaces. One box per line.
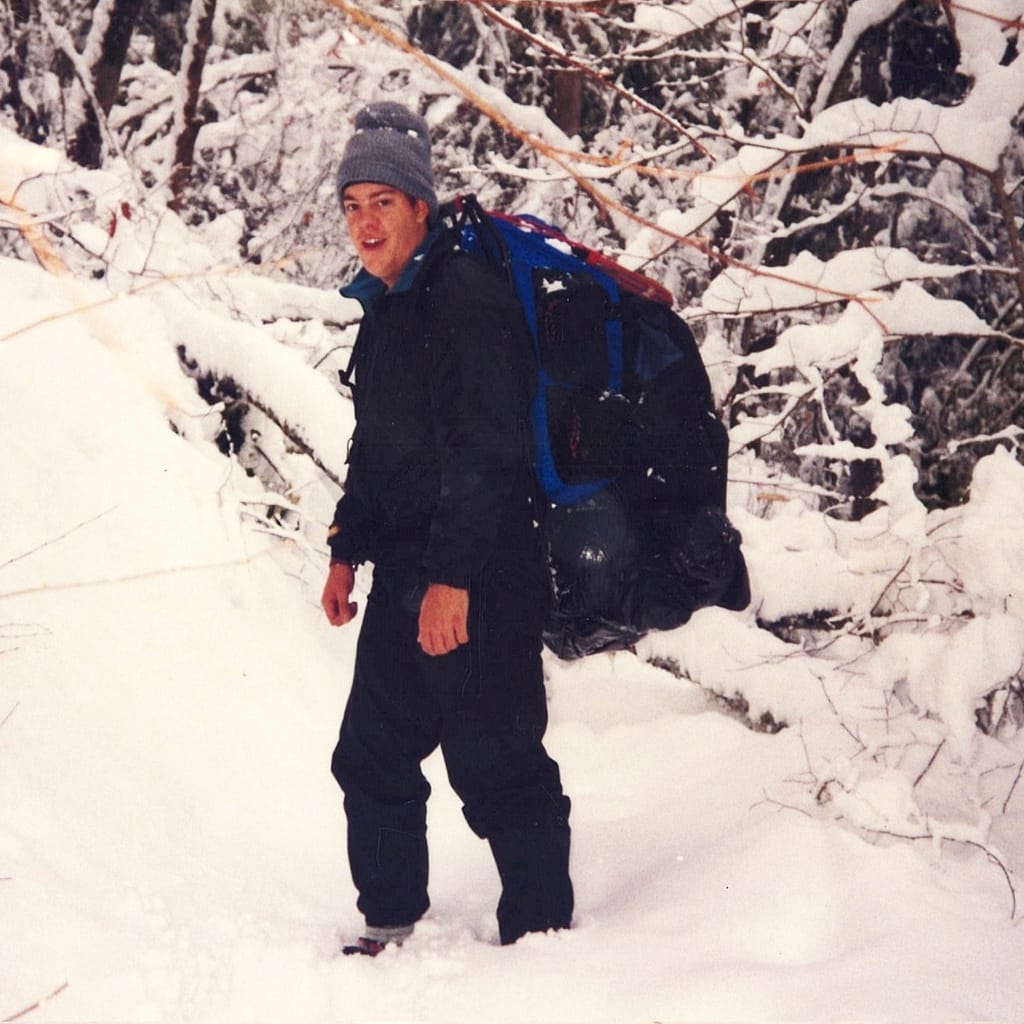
340, 225, 446, 315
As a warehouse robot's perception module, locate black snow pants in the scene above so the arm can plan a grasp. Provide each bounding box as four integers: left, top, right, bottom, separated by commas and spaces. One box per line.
331, 558, 573, 946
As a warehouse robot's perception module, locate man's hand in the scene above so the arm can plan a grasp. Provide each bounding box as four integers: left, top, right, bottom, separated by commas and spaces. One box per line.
418, 583, 469, 656
321, 561, 358, 626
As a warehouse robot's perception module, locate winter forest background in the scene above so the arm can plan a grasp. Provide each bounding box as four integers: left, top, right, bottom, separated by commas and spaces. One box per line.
2, 1, 1024, 1021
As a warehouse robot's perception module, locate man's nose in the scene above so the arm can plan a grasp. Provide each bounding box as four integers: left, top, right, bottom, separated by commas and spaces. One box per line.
349, 208, 378, 233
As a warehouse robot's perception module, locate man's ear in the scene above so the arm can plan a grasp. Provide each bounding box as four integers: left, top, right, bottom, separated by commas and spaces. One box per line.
413, 198, 431, 224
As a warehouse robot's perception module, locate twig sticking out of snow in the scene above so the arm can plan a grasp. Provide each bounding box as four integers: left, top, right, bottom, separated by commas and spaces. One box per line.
0, 510, 115, 573
0, 552, 272, 605
2, 982, 70, 1023
0, 702, 18, 731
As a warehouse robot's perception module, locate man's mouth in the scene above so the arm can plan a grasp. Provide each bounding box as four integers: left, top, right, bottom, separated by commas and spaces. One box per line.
360, 237, 385, 249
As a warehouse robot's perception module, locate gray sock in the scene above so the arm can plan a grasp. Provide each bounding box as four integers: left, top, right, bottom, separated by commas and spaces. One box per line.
364, 923, 415, 945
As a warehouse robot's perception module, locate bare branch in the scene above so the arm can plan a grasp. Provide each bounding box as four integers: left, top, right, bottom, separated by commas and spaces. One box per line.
988, 162, 1024, 308
2, 982, 70, 1023
0, 702, 18, 732
0, 552, 272, 605
913, 739, 946, 788
1003, 759, 1024, 815
0, 509, 115, 572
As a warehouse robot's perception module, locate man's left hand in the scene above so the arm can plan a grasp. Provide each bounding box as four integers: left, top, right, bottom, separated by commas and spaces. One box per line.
418, 583, 470, 656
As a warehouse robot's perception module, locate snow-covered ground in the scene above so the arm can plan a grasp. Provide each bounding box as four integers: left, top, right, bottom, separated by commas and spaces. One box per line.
3, 129, 1024, 1022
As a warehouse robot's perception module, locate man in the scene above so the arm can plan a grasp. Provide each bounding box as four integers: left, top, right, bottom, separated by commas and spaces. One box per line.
320, 101, 573, 956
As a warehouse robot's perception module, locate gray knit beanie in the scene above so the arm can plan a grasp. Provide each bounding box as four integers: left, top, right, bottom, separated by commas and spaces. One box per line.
336, 102, 438, 219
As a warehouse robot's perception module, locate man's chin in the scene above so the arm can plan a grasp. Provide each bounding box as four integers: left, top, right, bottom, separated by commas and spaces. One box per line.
359, 254, 388, 280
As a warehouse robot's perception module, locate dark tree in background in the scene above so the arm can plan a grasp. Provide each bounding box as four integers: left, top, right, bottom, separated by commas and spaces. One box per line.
168, 0, 217, 211
66, 0, 144, 168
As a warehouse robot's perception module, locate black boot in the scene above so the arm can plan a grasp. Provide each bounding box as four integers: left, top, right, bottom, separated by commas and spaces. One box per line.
488, 824, 573, 945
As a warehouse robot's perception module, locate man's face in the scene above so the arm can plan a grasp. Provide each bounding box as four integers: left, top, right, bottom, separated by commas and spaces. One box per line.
341, 183, 430, 289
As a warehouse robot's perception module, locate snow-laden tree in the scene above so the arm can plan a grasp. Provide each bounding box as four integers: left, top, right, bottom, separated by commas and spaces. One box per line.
384, 0, 1024, 512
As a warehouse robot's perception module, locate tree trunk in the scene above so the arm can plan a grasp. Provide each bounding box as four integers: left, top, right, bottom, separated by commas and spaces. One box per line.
550, 69, 583, 137
1, 0, 41, 140
168, 0, 217, 213
67, 0, 144, 168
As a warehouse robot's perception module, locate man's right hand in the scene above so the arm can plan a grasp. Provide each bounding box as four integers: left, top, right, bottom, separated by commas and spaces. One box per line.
321, 561, 358, 626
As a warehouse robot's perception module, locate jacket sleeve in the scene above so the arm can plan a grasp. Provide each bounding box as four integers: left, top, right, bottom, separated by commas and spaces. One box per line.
420, 263, 535, 587
327, 438, 378, 566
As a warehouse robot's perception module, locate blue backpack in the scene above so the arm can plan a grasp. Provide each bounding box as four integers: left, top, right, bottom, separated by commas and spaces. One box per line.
444, 196, 750, 658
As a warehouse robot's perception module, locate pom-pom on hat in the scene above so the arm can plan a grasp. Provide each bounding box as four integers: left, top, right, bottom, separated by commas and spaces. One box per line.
336, 102, 438, 219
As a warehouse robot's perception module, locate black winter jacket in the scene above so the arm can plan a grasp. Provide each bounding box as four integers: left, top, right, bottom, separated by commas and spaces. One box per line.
328, 228, 541, 588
